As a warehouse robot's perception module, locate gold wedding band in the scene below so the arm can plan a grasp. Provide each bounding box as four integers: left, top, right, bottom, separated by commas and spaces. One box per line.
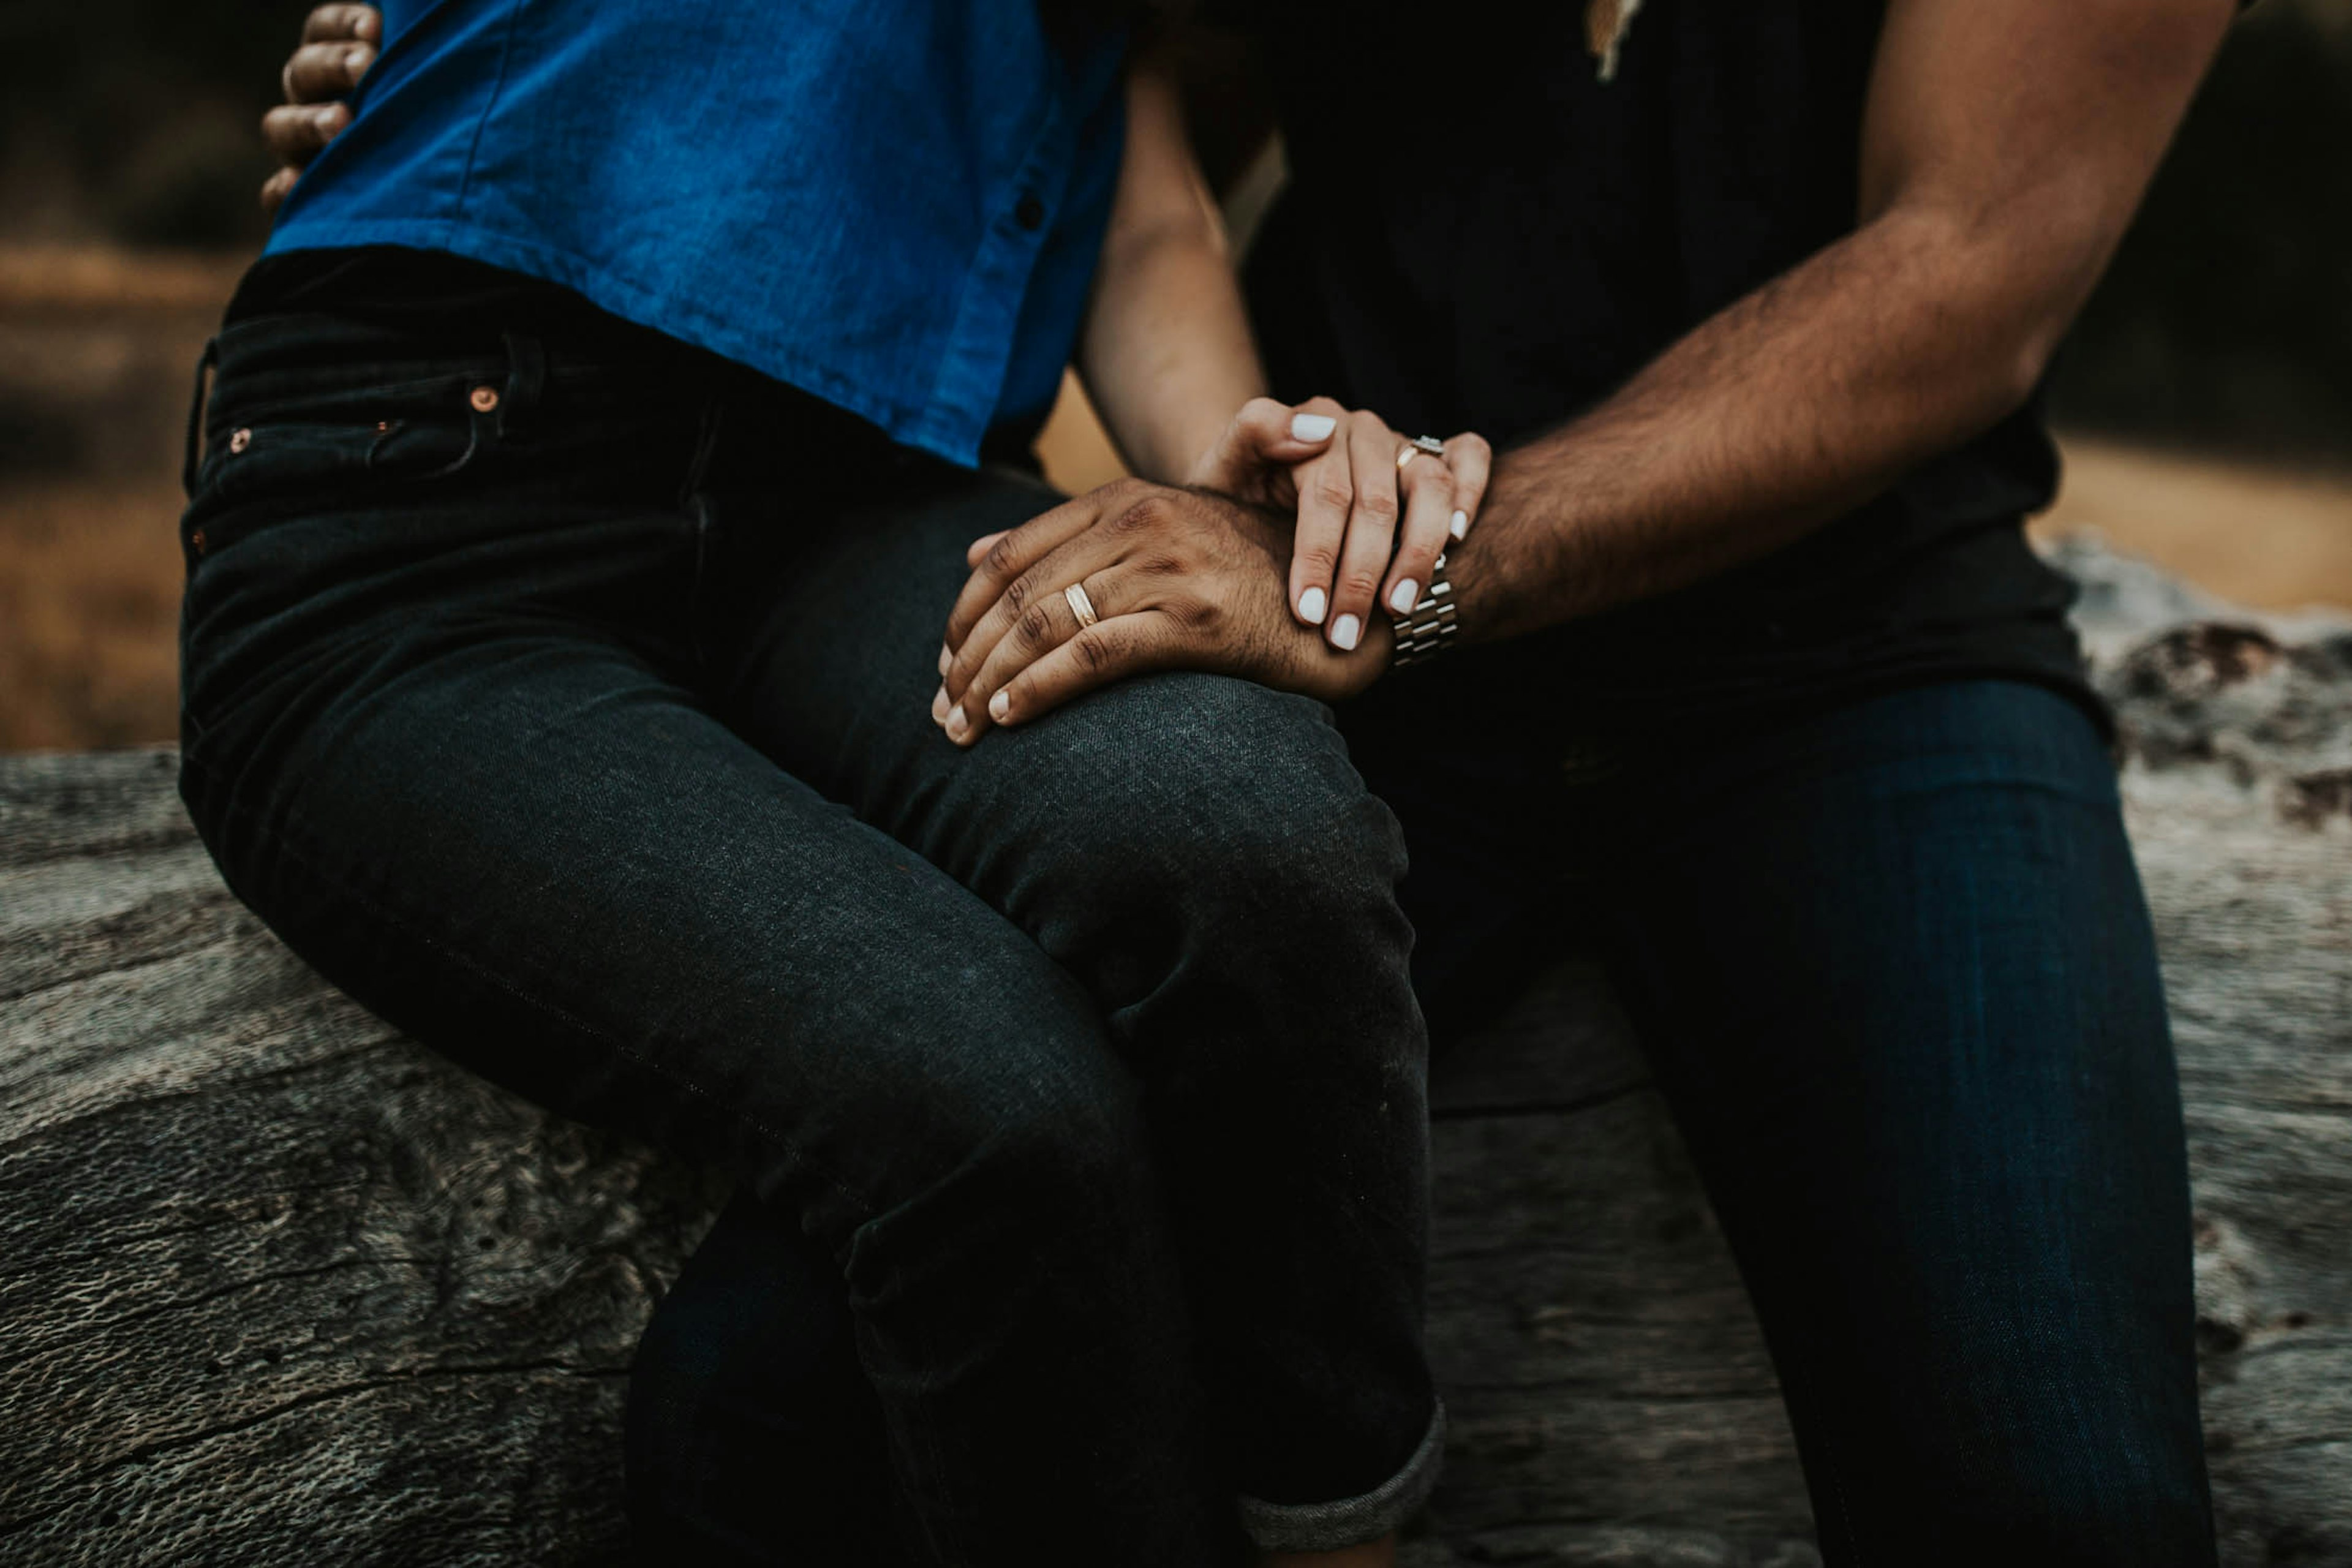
1397, 434, 1447, 470
1063, 581, 1099, 629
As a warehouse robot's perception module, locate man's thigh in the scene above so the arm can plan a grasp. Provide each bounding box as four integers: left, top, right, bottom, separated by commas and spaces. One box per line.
1592, 680, 2214, 1563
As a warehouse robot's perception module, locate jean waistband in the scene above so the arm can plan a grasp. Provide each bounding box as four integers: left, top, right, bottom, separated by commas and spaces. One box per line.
188, 306, 901, 496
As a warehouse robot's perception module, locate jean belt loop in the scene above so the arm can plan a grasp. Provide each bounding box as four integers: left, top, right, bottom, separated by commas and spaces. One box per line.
499, 328, 547, 440
182, 336, 221, 499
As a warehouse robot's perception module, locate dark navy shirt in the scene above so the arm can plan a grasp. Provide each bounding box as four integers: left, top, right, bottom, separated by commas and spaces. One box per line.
1244, 0, 2102, 732
267, 1, 1129, 465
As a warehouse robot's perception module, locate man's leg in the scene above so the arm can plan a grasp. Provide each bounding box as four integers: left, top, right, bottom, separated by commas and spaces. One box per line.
682, 464, 1442, 1552
1589, 680, 2215, 1563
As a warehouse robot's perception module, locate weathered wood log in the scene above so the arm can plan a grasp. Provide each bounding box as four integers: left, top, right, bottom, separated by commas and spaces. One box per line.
3, 538, 2347, 1567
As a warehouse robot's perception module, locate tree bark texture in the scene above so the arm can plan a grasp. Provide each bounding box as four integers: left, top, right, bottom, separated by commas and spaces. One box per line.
2, 540, 2345, 1566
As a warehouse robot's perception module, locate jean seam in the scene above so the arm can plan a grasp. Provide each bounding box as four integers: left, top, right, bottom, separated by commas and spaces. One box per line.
179, 747, 868, 1218
1234, 1399, 1445, 1551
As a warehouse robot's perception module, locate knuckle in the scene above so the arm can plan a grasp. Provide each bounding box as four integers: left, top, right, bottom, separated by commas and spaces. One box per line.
1354, 492, 1399, 526
1072, 628, 1117, 677
1338, 567, 1384, 599
1310, 478, 1354, 513
1136, 551, 1185, 578
1001, 572, 1032, 613
1114, 492, 1173, 533
981, 536, 1023, 578
1017, 603, 1057, 649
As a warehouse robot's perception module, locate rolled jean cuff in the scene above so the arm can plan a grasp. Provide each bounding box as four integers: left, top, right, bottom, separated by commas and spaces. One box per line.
1235, 1401, 1446, 1552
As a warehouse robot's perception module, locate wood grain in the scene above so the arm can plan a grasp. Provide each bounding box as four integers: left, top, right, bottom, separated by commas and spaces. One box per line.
3, 542, 2346, 1566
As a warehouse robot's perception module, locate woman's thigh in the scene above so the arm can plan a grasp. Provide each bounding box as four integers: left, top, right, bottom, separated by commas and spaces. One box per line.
1594, 680, 2214, 1564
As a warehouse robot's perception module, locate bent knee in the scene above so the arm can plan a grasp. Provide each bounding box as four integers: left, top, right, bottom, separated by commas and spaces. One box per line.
1051, 672, 1409, 931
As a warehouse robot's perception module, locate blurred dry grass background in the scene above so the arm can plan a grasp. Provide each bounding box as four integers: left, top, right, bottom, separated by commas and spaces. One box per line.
4, 1, 2351, 752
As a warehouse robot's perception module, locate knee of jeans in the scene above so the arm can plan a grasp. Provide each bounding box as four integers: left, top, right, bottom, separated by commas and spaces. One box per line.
1055, 674, 1409, 946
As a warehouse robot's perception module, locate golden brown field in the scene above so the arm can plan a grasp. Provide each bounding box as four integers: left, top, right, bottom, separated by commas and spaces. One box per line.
4, 247, 2348, 753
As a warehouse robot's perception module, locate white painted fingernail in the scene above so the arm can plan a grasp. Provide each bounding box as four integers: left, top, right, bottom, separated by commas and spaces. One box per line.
989, 690, 1011, 722
1332, 614, 1362, 651
1298, 586, 1328, 624
1289, 413, 1337, 442
931, 685, 949, 724
1389, 579, 1419, 614
946, 705, 969, 738
1450, 510, 1470, 540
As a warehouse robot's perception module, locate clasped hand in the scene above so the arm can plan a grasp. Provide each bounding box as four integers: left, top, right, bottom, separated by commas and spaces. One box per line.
934, 398, 1489, 745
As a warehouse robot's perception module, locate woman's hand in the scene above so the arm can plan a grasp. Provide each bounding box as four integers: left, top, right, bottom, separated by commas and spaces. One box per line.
1184, 398, 1491, 654
260, 4, 382, 214
932, 480, 1389, 746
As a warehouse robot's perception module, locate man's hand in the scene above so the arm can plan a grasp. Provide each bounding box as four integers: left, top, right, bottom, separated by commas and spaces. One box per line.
260, 4, 383, 214
933, 480, 1389, 745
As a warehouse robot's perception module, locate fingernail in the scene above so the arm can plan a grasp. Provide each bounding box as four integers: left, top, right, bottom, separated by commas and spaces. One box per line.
1332, 614, 1363, 651
946, 705, 969, 738
1389, 578, 1419, 614
1450, 509, 1470, 540
931, 685, 949, 725
938, 643, 952, 676
1299, 586, 1328, 624
348, 46, 373, 74
1289, 413, 1337, 442
988, 690, 1011, 722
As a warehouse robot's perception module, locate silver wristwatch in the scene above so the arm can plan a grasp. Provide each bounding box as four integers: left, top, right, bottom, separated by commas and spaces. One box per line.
1387, 552, 1460, 667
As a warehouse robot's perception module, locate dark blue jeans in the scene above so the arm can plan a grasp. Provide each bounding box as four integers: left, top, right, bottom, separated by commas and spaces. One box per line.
630, 647, 2218, 1558
176, 309, 1442, 1563
1351, 662, 2217, 1564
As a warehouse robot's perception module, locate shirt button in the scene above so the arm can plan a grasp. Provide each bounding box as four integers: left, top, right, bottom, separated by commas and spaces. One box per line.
1014, 194, 1047, 232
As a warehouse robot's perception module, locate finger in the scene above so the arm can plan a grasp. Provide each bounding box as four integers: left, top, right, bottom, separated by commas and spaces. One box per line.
976, 612, 1180, 739
303, 4, 383, 43
259, 167, 301, 216
262, 102, 350, 167
964, 529, 1010, 568
947, 563, 1135, 746
943, 527, 1126, 715
284, 40, 375, 105
1325, 420, 1403, 652
1286, 396, 1351, 627
941, 485, 1117, 654
1383, 454, 1457, 624
1194, 396, 1336, 490
1444, 432, 1494, 542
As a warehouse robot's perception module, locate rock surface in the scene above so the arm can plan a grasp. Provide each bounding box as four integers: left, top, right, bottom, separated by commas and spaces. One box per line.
2, 540, 2346, 1567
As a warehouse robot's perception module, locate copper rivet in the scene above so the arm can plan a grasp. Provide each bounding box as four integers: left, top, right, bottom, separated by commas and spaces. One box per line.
227, 428, 252, 454
469, 386, 500, 413
190, 529, 208, 553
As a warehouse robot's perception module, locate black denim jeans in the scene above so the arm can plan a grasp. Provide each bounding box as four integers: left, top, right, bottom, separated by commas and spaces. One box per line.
626, 657, 2219, 1558
177, 307, 1441, 1563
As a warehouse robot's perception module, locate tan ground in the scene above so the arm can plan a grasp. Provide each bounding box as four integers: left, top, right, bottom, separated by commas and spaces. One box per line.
4, 249, 2348, 752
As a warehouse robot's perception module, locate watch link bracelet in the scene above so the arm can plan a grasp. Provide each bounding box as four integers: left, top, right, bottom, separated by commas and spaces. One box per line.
1387, 551, 1460, 666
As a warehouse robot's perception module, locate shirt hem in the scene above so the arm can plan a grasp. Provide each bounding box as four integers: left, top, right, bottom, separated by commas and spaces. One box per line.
264, 218, 986, 468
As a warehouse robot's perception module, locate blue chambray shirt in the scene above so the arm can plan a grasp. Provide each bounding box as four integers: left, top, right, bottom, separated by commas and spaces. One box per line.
268, 1, 1129, 466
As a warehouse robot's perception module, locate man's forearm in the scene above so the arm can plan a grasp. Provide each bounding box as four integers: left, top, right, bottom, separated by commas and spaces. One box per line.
1448, 208, 2068, 644
1446, 0, 2233, 647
